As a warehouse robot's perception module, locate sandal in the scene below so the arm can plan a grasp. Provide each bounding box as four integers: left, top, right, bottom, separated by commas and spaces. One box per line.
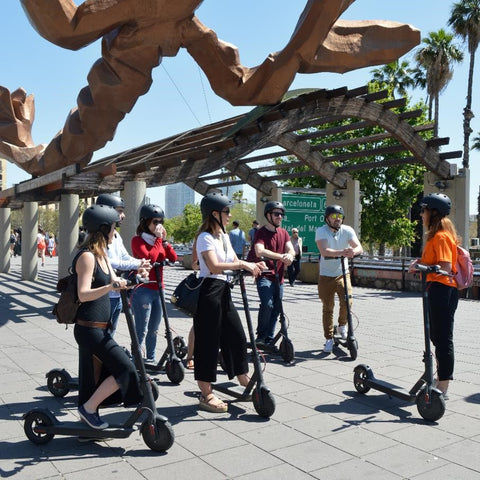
198, 394, 228, 413
186, 358, 194, 370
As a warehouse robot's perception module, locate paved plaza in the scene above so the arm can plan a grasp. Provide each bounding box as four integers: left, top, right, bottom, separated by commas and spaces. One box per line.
1, 255, 479, 479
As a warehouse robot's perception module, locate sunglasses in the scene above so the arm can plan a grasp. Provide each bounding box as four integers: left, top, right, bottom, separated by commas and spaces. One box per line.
420, 207, 428, 214
221, 208, 231, 214
271, 211, 284, 217
152, 219, 163, 225
329, 213, 344, 220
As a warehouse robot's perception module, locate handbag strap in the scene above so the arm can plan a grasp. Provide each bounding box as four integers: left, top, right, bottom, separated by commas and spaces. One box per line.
185, 273, 205, 290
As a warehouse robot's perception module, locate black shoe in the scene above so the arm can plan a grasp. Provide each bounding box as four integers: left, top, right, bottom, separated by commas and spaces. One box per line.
264, 341, 279, 354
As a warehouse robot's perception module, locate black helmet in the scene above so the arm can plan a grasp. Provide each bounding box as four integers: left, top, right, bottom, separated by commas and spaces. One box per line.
325, 204, 345, 219
264, 201, 285, 218
82, 204, 120, 233
420, 193, 451, 216
139, 204, 165, 221
96, 193, 124, 209
200, 192, 232, 220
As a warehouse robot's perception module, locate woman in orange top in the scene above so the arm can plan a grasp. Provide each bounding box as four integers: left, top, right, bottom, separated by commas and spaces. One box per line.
410, 193, 459, 398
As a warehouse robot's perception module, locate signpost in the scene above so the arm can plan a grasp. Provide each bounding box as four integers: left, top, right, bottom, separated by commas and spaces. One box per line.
281, 191, 326, 254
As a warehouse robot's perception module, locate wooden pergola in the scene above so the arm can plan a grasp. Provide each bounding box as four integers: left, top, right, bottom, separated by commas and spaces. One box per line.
0, 85, 461, 209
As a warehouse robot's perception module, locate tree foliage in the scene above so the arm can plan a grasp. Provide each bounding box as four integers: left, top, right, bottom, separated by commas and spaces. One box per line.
414, 29, 463, 137
448, 0, 480, 168
164, 203, 202, 244
276, 82, 431, 254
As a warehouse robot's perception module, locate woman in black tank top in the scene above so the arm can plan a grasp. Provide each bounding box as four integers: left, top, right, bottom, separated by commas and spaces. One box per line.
74, 205, 142, 430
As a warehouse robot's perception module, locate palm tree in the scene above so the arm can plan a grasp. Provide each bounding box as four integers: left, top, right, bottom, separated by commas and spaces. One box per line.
415, 29, 464, 137
371, 60, 415, 98
448, 0, 480, 169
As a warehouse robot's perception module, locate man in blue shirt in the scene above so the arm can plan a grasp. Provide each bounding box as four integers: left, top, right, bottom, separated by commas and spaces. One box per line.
229, 221, 246, 259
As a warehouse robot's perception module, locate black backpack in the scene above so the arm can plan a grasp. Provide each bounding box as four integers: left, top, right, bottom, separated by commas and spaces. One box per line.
52, 251, 94, 327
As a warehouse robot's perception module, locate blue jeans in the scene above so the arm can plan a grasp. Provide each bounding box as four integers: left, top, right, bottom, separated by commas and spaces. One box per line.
109, 296, 122, 335
256, 276, 283, 343
131, 287, 163, 360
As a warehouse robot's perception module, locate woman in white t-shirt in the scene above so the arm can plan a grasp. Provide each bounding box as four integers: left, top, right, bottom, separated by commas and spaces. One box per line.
194, 192, 265, 413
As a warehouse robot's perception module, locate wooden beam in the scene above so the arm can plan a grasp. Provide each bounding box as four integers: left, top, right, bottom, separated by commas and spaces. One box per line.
15, 164, 80, 194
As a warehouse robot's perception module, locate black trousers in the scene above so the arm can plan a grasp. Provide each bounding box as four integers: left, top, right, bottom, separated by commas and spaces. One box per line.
194, 278, 248, 383
74, 324, 142, 407
428, 282, 458, 381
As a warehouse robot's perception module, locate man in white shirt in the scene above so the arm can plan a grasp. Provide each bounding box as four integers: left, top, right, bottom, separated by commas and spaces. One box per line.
96, 194, 150, 334
315, 205, 363, 353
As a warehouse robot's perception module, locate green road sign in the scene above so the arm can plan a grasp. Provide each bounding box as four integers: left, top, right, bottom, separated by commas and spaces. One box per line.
281, 192, 326, 254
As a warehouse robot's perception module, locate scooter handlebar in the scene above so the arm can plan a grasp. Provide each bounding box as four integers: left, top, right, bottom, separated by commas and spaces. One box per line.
415, 263, 451, 276
323, 254, 362, 260
152, 261, 173, 267
115, 274, 151, 289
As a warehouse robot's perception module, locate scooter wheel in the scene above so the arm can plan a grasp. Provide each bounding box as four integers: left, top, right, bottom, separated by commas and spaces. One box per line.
24, 410, 55, 445
353, 365, 371, 394
349, 338, 358, 361
141, 417, 175, 452
165, 359, 185, 384
46, 369, 72, 397
279, 338, 295, 363
173, 336, 188, 359
416, 389, 446, 422
252, 386, 276, 418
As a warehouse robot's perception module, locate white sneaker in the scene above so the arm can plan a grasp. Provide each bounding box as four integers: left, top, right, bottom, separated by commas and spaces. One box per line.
338, 325, 347, 339
324, 338, 334, 353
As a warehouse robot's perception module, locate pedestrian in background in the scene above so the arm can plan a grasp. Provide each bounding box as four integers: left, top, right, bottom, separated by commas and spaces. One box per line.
248, 220, 259, 244
287, 228, 303, 286
229, 220, 246, 259
37, 226, 46, 267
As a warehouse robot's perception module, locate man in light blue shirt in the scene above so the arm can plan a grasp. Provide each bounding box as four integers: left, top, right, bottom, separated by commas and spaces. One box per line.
96, 194, 150, 334
315, 205, 363, 353
229, 221, 246, 259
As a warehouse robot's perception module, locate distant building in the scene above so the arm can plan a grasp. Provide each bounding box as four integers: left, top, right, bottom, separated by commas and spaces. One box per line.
165, 183, 195, 218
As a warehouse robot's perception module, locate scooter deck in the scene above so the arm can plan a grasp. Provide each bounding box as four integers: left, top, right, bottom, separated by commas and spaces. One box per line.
366, 378, 416, 402
41, 421, 136, 439
212, 382, 252, 400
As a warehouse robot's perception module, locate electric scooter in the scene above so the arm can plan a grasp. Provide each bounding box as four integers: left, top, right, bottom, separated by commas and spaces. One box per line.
45, 264, 187, 395
353, 263, 447, 422
253, 261, 295, 364
143, 262, 186, 384
332, 256, 358, 360
212, 269, 276, 418
24, 278, 175, 451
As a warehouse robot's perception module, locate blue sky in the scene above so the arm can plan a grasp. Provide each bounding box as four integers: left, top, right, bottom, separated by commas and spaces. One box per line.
1, 1, 478, 213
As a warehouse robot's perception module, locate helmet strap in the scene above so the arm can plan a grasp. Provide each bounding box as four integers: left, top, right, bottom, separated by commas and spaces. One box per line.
265, 212, 277, 231
211, 212, 226, 234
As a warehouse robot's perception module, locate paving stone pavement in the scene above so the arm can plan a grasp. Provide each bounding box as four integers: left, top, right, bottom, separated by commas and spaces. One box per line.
1, 255, 479, 479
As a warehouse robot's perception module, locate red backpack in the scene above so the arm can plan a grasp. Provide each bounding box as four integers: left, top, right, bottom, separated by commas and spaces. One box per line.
455, 246, 474, 290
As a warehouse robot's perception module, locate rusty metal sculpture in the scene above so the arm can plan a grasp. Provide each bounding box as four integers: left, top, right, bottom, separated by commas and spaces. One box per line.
0, 0, 420, 176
